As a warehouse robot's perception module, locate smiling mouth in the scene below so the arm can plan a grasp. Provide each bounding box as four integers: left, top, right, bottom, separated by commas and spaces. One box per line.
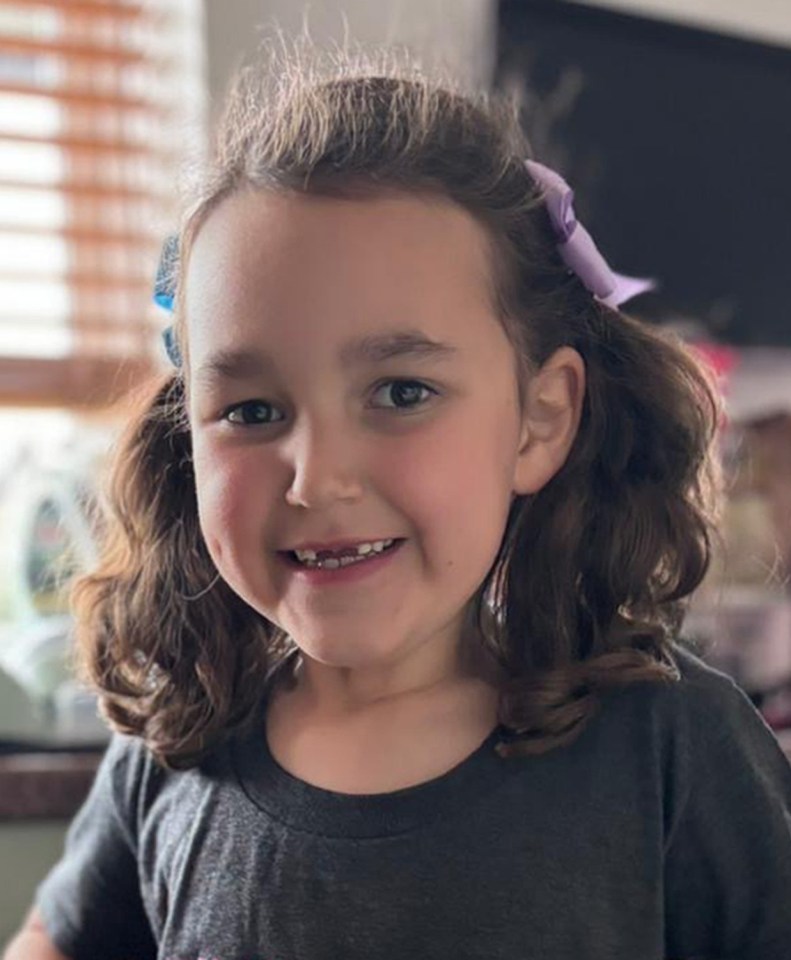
280, 538, 405, 570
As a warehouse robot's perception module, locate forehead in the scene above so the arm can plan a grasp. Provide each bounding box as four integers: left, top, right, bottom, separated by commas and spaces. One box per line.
184, 187, 502, 373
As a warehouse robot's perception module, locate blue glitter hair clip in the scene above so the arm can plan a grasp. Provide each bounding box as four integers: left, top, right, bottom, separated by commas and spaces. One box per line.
153, 234, 182, 367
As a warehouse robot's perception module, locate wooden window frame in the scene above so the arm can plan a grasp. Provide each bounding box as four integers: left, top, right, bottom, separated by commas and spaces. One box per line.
0, 0, 201, 409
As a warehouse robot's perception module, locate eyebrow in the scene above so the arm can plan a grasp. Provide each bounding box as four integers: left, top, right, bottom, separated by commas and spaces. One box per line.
194, 329, 460, 384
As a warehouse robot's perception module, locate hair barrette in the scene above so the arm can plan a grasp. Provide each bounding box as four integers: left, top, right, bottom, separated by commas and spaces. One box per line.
525, 159, 656, 308
154, 163, 655, 370
153, 234, 182, 367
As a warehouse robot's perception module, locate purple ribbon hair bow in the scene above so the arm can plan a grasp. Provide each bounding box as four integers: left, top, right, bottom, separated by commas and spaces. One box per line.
525, 159, 656, 309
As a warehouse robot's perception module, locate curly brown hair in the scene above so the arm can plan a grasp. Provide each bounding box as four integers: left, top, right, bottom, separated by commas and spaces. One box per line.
71, 38, 724, 768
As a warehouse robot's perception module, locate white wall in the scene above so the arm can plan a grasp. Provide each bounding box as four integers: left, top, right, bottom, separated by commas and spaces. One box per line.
580, 0, 791, 47
202, 0, 497, 107
203, 0, 791, 102
202, 0, 791, 108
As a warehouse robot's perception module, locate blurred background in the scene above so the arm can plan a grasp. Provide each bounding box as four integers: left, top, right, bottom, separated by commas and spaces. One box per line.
0, 0, 790, 934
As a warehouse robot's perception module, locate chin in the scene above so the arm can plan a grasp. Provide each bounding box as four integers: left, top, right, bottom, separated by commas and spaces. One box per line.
295, 637, 405, 670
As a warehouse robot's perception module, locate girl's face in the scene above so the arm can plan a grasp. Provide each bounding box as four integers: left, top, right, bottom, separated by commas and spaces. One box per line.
185, 188, 541, 705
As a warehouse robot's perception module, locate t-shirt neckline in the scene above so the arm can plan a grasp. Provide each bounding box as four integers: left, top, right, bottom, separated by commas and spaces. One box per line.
231, 704, 511, 838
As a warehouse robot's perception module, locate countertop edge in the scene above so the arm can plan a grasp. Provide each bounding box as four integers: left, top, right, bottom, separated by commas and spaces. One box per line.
0, 750, 104, 821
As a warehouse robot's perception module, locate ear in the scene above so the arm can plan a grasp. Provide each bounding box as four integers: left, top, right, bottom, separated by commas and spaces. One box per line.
511, 346, 586, 496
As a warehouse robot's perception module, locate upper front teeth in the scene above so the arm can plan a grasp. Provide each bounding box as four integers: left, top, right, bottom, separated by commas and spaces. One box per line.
294, 538, 395, 562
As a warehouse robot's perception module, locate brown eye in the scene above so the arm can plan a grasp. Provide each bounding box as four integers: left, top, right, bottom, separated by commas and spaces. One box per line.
371, 379, 437, 411
224, 401, 280, 425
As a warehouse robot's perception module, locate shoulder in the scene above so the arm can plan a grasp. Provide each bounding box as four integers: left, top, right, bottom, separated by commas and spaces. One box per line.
667, 638, 750, 705
100, 730, 160, 785
606, 638, 791, 792
92, 730, 240, 852
101, 729, 156, 778
663, 638, 787, 749
611, 637, 764, 730
90, 732, 170, 836
99, 728, 233, 786
656, 644, 791, 956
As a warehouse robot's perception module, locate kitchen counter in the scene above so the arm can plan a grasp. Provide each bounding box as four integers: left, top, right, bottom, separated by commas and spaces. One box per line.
0, 748, 103, 820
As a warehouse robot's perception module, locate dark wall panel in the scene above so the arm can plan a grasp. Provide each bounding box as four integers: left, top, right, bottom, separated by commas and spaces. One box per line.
496, 0, 791, 345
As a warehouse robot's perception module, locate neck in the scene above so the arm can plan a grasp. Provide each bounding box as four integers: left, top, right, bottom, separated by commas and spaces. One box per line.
270, 621, 505, 723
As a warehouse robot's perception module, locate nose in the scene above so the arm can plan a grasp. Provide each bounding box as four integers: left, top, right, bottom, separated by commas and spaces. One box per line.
283, 416, 364, 509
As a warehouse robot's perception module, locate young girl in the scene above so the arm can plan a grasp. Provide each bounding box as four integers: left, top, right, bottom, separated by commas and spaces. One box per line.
6, 43, 791, 960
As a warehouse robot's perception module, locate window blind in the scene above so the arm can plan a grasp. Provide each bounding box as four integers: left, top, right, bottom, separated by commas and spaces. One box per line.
0, 0, 204, 407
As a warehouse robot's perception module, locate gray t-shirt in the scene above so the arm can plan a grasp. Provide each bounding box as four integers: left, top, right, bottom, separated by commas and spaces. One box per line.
36, 643, 791, 960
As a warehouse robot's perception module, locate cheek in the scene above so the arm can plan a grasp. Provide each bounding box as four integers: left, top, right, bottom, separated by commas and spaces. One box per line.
384, 412, 515, 540
192, 444, 262, 561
